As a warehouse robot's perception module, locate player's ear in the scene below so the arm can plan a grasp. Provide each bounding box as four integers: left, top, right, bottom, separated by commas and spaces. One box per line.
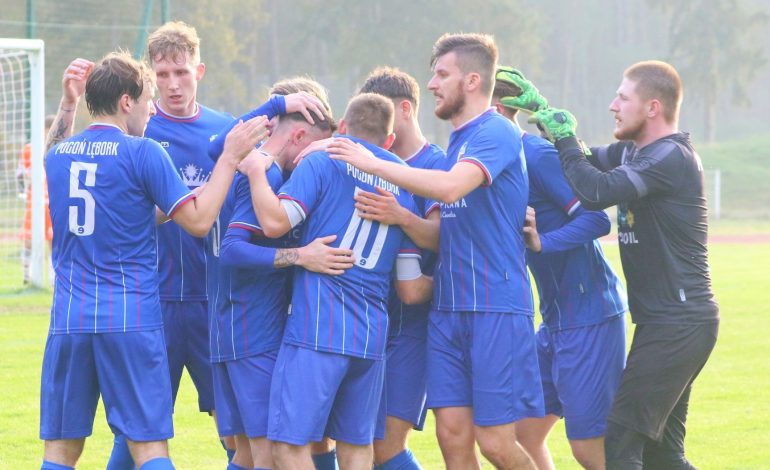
293, 127, 306, 144
399, 99, 412, 119
195, 62, 206, 81
465, 72, 481, 92
382, 132, 396, 151
647, 98, 661, 119
118, 94, 132, 114
338, 119, 347, 135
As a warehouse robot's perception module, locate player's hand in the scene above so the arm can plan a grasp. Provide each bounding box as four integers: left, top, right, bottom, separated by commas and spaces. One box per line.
327, 138, 379, 174
222, 116, 269, 163
354, 187, 408, 226
293, 137, 333, 166
237, 148, 273, 177
495, 66, 548, 114
284, 91, 327, 125
523, 206, 542, 253
61, 58, 94, 107
297, 235, 355, 275
528, 108, 577, 143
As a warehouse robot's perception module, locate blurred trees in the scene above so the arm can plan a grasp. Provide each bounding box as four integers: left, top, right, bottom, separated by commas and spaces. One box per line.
1, 0, 767, 143
648, 0, 768, 142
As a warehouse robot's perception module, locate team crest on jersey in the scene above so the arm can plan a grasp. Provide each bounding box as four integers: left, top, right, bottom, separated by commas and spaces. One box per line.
458, 141, 468, 160
617, 203, 634, 228
180, 163, 211, 187
617, 203, 639, 244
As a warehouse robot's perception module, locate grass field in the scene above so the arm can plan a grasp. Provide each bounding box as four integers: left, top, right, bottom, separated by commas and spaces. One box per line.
1, 226, 769, 469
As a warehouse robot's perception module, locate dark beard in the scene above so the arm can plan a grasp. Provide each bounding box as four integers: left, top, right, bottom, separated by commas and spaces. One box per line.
434, 83, 466, 121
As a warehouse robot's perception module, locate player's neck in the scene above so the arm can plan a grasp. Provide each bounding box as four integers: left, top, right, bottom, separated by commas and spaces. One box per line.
391, 124, 426, 160
451, 96, 491, 129
634, 120, 679, 149
156, 99, 199, 119
92, 114, 127, 134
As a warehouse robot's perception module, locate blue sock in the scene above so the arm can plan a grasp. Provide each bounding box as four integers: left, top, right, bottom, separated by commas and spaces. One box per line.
374, 449, 421, 470
312, 449, 339, 470
220, 439, 236, 463
138, 457, 175, 470
41, 461, 74, 470
107, 434, 136, 470
225, 464, 248, 470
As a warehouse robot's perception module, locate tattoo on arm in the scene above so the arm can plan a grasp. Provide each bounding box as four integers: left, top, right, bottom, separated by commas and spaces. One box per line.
274, 248, 300, 268
45, 109, 75, 155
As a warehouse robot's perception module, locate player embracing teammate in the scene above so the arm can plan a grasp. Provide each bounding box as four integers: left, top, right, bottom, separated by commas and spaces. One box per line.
38, 26, 718, 470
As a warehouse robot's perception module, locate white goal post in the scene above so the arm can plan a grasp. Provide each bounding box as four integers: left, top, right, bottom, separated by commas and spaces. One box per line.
0, 38, 46, 288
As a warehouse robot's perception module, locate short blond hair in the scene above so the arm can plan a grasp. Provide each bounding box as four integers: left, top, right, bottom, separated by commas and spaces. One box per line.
624, 60, 683, 124
147, 21, 201, 65
343, 93, 394, 147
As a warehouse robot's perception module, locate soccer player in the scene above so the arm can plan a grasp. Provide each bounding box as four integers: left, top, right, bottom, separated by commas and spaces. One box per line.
240, 92, 432, 469
143, 21, 233, 447
493, 67, 628, 469
40, 52, 265, 470
528, 61, 720, 470
205, 77, 341, 470
328, 33, 544, 470
356, 67, 445, 470
212, 83, 353, 470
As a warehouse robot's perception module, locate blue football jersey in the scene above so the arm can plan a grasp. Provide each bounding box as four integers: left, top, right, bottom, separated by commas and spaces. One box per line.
210, 164, 298, 362
522, 133, 627, 330
145, 103, 232, 301
46, 124, 193, 333
428, 110, 533, 315
278, 136, 420, 360
387, 142, 446, 339
207, 176, 238, 362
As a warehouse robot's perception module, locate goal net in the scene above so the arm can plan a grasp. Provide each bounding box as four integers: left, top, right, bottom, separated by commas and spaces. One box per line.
0, 39, 46, 290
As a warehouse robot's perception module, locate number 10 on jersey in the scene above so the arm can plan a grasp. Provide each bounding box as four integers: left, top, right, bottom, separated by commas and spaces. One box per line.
339, 187, 390, 269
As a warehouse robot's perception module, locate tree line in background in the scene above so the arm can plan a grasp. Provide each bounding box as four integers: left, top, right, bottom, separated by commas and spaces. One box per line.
1, 0, 767, 144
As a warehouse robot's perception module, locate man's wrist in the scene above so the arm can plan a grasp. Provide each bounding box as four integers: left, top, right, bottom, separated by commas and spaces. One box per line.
218, 152, 242, 170
59, 98, 78, 112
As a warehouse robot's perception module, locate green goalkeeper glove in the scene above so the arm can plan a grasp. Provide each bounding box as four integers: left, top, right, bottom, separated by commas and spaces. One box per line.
527, 108, 578, 143
495, 66, 548, 113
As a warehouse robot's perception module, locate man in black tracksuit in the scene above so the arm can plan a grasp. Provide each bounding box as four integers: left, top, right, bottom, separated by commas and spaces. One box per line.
525, 60, 719, 469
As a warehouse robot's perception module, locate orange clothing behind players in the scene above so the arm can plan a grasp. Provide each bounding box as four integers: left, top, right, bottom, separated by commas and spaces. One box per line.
19, 143, 53, 242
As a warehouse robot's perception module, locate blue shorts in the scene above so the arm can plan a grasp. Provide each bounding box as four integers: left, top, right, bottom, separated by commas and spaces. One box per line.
162, 300, 214, 412
213, 350, 278, 438
537, 315, 626, 439
377, 333, 428, 433
40, 330, 173, 441
268, 343, 385, 446
426, 311, 544, 426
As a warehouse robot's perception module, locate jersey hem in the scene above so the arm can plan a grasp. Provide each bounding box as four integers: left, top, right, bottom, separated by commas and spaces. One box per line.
542, 311, 625, 332
210, 341, 283, 363
283, 338, 384, 361
48, 323, 164, 335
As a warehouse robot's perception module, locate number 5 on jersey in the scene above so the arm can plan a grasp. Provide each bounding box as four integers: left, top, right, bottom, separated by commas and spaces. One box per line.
69, 162, 97, 236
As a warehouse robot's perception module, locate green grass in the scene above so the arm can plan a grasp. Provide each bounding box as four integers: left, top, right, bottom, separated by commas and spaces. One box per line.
697, 133, 770, 220
2, 240, 769, 469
